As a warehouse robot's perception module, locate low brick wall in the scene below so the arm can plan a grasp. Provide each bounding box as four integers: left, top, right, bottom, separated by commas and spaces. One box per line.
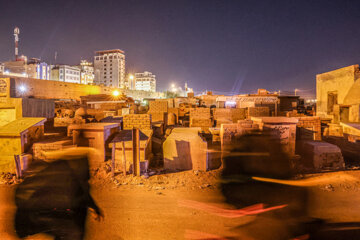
247, 107, 270, 118
190, 108, 211, 119
190, 118, 212, 129
54, 117, 85, 127
149, 112, 167, 122
123, 114, 152, 130
149, 101, 168, 112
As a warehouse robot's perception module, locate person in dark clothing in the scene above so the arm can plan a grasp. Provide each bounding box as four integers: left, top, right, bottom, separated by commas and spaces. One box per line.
14, 148, 103, 240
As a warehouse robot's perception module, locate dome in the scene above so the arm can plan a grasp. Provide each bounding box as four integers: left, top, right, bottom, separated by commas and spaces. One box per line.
75, 107, 87, 117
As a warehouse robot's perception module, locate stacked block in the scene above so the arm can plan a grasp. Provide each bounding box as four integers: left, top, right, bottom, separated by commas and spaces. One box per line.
296, 116, 321, 141
150, 112, 167, 122
155, 98, 174, 108
190, 119, 212, 130
168, 108, 179, 125
189, 108, 211, 129
301, 141, 345, 170
231, 108, 247, 122
213, 108, 246, 126
149, 101, 168, 112
148, 101, 168, 123
247, 107, 270, 118
190, 108, 211, 119
123, 114, 152, 130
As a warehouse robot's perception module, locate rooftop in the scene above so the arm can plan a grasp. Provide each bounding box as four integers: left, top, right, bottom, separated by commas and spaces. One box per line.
95, 49, 125, 55
0, 118, 46, 136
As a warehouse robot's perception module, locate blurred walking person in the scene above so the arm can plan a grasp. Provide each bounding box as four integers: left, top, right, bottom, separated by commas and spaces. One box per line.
14, 147, 103, 240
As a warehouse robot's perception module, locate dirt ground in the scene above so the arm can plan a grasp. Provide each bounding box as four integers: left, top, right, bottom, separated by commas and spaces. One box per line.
2, 169, 360, 240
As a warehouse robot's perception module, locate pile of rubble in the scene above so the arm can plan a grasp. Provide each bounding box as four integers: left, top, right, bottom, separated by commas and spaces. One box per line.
0, 172, 17, 185
90, 162, 221, 191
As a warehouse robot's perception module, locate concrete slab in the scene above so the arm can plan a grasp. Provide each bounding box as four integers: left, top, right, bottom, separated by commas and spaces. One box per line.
301, 141, 345, 170
252, 117, 298, 156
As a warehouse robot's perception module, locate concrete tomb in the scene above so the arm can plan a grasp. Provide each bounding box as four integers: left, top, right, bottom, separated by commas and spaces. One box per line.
67, 123, 119, 165
163, 127, 208, 171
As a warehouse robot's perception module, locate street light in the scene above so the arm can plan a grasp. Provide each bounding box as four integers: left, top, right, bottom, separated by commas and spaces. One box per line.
112, 90, 120, 97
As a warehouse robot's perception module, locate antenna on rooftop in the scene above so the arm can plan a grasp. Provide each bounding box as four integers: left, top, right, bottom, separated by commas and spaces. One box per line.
14, 27, 20, 61
54, 51, 58, 65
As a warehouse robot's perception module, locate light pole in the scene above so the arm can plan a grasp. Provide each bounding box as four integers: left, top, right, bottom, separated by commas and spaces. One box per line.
129, 74, 134, 89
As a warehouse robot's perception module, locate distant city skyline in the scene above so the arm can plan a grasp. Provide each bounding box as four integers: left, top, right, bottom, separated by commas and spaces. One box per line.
2, 0, 360, 97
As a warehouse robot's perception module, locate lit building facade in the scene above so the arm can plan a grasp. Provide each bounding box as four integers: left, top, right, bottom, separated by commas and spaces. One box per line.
94, 49, 125, 88
3, 60, 28, 77
78, 60, 94, 85
35, 63, 51, 80
28, 58, 51, 80
134, 71, 156, 92
51, 65, 81, 83
0, 63, 4, 74
2, 58, 50, 80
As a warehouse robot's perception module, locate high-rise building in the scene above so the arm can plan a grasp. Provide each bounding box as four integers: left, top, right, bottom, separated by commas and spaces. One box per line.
51, 65, 81, 83
94, 49, 125, 87
134, 71, 156, 92
77, 60, 94, 85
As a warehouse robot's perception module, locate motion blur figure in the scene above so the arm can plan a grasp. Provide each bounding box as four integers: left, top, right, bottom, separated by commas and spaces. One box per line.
221, 130, 315, 239
14, 148, 103, 240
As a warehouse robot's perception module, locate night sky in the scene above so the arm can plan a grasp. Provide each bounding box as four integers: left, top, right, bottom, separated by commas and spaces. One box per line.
1, 0, 360, 97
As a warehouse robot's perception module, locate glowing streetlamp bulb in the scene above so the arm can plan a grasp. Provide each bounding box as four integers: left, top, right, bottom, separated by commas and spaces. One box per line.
171, 84, 175, 88
129, 75, 134, 80
112, 90, 120, 97
19, 85, 26, 93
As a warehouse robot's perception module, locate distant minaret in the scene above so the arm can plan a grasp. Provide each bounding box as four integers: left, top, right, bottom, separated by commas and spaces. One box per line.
14, 27, 20, 61
54, 51, 58, 64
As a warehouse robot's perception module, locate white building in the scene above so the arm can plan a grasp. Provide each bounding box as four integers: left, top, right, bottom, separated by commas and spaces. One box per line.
134, 71, 156, 92
94, 49, 125, 88
51, 65, 81, 84
78, 60, 94, 85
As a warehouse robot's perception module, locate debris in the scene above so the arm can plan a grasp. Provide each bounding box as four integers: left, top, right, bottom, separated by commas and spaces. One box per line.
141, 173, 149, 179
104, 164, 112, 174
324, 184, 335, 192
